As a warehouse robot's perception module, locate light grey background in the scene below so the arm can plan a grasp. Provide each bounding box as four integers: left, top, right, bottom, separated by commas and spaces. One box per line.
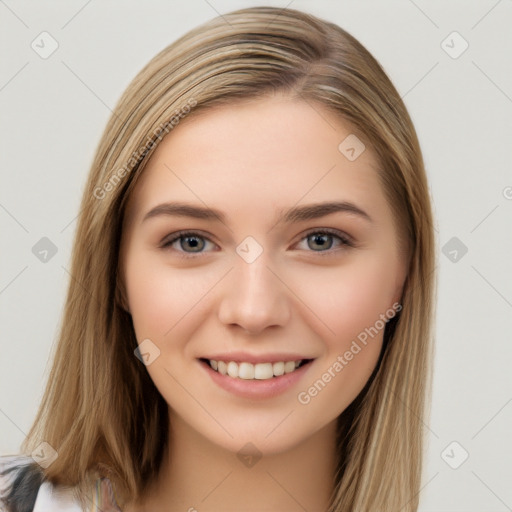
1, 1, 511, 510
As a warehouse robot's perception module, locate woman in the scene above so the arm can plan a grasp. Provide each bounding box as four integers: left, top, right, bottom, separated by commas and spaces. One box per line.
0, 5, 436, 512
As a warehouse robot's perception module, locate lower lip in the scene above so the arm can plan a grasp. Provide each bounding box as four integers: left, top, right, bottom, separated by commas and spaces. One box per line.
198, 359, 315, 400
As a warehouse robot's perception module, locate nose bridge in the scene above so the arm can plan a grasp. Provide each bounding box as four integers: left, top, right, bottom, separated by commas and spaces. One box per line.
218, 243, 290, 333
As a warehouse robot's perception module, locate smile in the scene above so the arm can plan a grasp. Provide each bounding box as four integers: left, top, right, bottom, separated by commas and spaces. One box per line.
198, 357, 315, 399
201, 358, 312, 381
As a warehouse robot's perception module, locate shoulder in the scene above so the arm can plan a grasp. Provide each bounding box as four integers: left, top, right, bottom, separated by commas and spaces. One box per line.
30, 481, 83, 512
0, 454, 83, 512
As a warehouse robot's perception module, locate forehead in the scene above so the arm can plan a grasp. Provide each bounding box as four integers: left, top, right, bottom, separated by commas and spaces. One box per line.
125, 95, 390, 229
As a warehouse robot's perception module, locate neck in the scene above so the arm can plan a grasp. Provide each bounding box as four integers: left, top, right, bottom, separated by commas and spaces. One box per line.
137, 411, 338, 512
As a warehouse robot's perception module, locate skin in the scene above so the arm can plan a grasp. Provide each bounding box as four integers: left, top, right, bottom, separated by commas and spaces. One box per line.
119, 93, 408, 512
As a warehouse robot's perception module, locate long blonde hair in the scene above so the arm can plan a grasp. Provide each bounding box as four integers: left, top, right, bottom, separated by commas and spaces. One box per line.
16, 6, 436, 511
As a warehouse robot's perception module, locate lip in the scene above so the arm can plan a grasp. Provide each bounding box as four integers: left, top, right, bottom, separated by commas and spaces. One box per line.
200, 351, 312, 364
198, 358, 315, 400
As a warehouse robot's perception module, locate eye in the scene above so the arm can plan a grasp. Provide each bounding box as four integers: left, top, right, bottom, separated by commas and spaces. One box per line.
160, 231, 216, 256
296, 228, 354, 255
160, 228, 353, 258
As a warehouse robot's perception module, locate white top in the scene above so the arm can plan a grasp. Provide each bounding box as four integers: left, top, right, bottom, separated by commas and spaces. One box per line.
0, 455, 121, 512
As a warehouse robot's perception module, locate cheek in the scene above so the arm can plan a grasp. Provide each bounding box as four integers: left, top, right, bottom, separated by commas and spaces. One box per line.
126, 246, 400, 347
294, 256, 396, 415
124, 253, 200, 340
302, 251, 399, 344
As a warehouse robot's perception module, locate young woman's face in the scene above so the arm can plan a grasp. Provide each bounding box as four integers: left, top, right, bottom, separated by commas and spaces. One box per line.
119, 94, 408, 456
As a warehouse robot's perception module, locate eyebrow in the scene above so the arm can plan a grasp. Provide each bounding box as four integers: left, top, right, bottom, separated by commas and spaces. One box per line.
142, 200, 372, 225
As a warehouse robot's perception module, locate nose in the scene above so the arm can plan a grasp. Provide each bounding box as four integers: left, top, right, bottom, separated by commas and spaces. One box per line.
217, 253, 291, 335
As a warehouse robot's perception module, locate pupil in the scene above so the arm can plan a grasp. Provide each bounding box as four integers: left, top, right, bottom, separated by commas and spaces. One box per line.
184, 236, 202, 251
310, 234, 332, 250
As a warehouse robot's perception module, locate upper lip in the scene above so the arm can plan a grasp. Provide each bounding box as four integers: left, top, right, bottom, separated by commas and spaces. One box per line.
200, 352, 314, 364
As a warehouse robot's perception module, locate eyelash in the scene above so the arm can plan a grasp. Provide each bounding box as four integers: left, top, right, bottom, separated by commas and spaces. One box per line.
160, 228, 354, 258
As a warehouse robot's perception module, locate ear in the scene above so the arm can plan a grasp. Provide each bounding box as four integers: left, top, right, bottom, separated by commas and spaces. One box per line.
391, 283, 405, 308
388, 282, 406, 315
116, 233, 131, 313
115, 278, 131, 314
390, 245, 410, 308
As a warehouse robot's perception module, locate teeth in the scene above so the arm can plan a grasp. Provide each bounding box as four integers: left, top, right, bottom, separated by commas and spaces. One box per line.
284, 361, 296, 373
273, 361, 284, 377
208, 359, 305, 380
240, 362, 255, 379
218, 361, 227, 375
227, 361, 239, 378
